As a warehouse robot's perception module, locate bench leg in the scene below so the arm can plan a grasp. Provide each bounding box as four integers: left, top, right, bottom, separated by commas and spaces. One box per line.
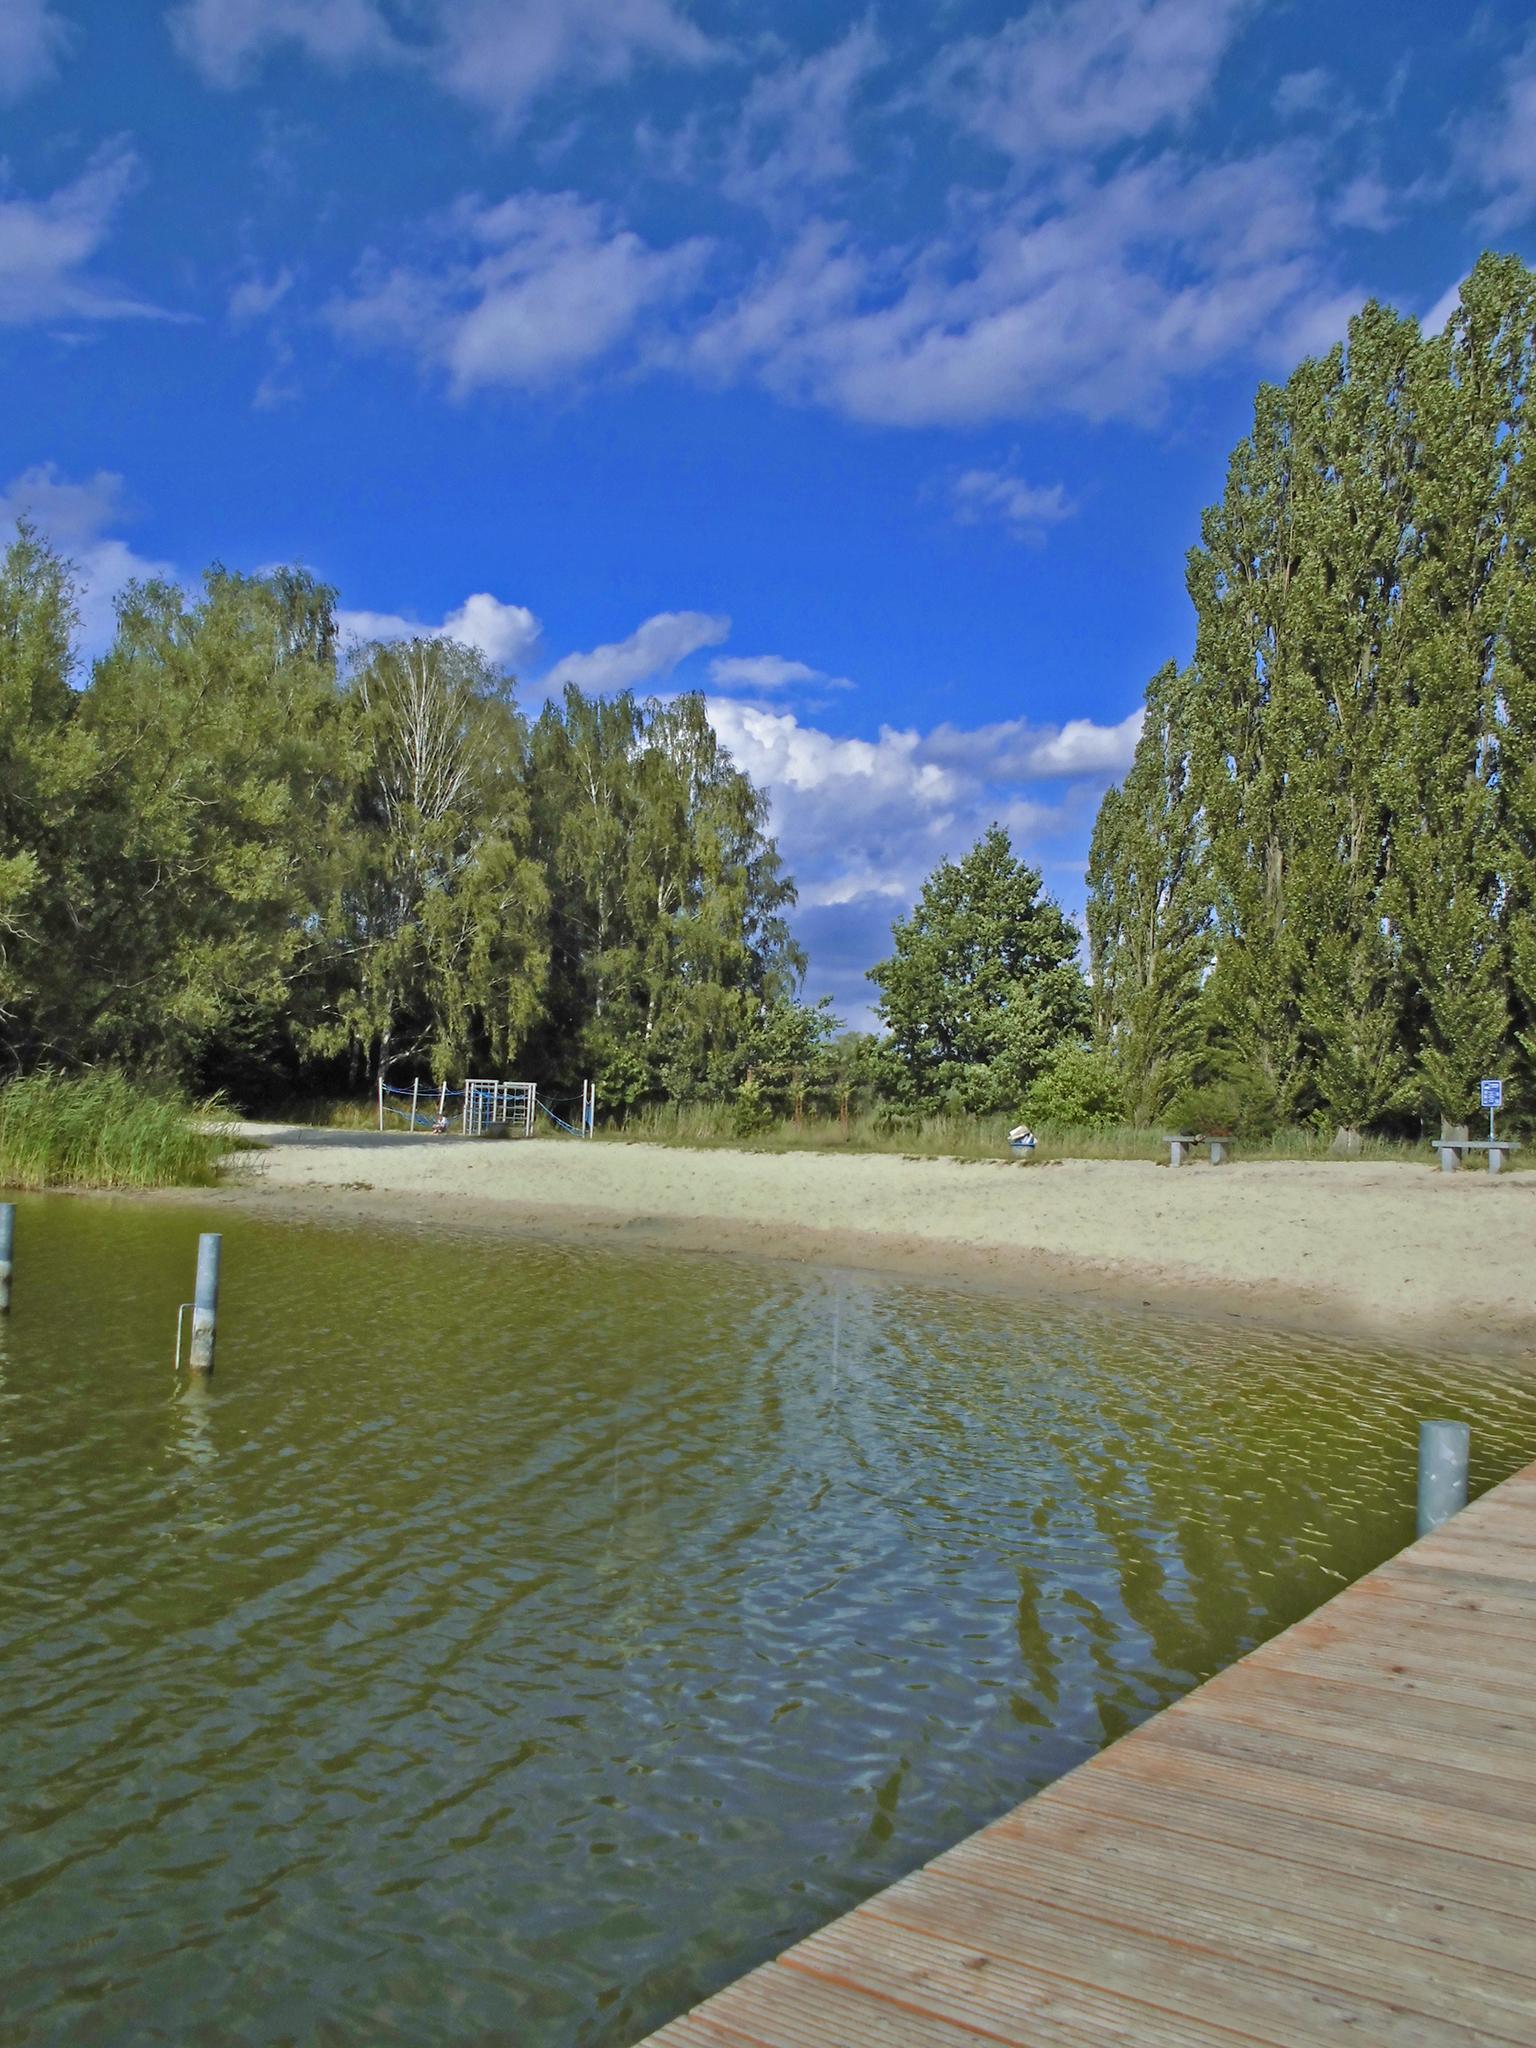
1209, 1140, 1226, 1166
1489, 1147, 1503, 1175
1169, 1140, 1184, 1168
1438, 1145, 1458, 1174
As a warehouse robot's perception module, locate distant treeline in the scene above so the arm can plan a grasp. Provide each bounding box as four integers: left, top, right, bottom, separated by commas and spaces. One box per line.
1088, 252, 1536, 1134
0, 548, 807, 1108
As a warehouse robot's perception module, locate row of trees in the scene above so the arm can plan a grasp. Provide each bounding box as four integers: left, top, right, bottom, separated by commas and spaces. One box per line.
1088, 253, 1536, 1133
0, 535, 807, 1108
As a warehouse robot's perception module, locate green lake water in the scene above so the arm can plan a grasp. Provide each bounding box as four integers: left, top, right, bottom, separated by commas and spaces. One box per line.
3, 1196, 1535, 2047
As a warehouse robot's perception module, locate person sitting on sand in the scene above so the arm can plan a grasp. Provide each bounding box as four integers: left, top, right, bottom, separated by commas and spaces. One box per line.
431, 1112, 449, 1136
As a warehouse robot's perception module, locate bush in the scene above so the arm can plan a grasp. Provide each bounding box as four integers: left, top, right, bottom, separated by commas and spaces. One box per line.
1021, 1044, 1124, 1129
0, 1070, 227, 1189
730, 1076, 774, 1138
1167, 1067, 1280, 1141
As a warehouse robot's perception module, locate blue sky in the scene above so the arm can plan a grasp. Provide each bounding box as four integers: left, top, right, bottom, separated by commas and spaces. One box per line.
3, 0, 1534, 1024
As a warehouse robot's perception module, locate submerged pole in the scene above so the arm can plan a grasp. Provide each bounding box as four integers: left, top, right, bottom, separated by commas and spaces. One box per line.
1417, 1419, 1470, 1538
190, 1232, 222, 1376
0, 1203, 12, 1312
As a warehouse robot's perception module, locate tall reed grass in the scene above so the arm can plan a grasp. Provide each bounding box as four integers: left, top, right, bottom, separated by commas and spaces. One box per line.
0, 1071, 228, 1189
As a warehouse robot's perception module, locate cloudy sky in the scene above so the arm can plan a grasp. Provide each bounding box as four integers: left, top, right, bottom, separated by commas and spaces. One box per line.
3, 0, 1533, 1022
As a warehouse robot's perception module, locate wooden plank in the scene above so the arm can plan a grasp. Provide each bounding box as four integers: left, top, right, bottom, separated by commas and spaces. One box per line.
640, 1460, 1536, 2048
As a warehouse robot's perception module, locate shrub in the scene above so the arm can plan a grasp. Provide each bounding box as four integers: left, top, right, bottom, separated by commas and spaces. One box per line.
1022, 1044, 1125, 1129
1167, 1066, 1280, 1141
730, 1076, 774, 1138
0, 1070, 227, 1189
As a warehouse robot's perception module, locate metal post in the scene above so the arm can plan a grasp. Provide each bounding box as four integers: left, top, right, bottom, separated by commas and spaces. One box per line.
0, 1203, 13, 1313
376, 1071, 384, 1132
411, 1077, 420, 1131
190, 1232, 222, 1376
1417, 1419, 1469, 1538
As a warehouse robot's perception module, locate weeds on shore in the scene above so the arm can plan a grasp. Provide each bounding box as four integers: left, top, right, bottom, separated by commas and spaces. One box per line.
0, 1071, 228, 1189
273, 1093, 1436, 1165
592, 1105, 1428, 1165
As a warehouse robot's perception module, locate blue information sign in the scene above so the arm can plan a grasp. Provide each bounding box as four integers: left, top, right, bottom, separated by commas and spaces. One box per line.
1480, 1078, 1503, 1111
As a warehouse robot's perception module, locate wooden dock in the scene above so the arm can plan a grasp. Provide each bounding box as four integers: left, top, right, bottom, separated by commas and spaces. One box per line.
641, 1460, 1536, 2048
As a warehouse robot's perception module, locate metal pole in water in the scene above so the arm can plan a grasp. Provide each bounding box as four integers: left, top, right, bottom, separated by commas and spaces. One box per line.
0, 1203, 13, 1312
1417, 1419, 1470, 1538
190, 1232, 222, 1376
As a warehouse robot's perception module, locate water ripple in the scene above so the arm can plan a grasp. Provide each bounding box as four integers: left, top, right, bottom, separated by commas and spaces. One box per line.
2, 1198, 1535, 2046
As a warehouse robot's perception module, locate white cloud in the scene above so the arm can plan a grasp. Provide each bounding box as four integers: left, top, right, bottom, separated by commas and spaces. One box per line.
709, 652, 853, 693
1331, 173, 1395, 233
171, 0, 716, 124
0, 464, 176, 658
932, 0, 1249, 162
952, 469, 1076, 539
724, 21, 885, 212
228, 267, 294, 324
703, 696, 1140, 1015
0, 0, 71, 100
707, 696, 1133, 912
329, 189, 709, 396
921, 710, 1143, 779
0, 142, 154, 326
1461, 32, 1536, 231
337, 591, 542, 668
548, 609, 729, 693
1421, 276, 1464, 337
431, 0, 717, 129
169, 0, 394, 87
688, 145, 1339, 428
1272, 68, 1332, 121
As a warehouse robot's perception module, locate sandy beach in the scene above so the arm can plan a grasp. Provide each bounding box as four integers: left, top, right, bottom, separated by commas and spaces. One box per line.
201, 1126, 1536, 1355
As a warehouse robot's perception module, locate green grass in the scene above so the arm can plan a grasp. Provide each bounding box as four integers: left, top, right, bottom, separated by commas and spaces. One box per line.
596, 1104, 1432, 1165
0, 1070, 230, 1190
269, 1091, 1443, 1166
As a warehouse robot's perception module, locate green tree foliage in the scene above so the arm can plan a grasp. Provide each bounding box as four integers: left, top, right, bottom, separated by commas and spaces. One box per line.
1086, 662, 1207, 1121
0, 526, 97, 1063
526, 685, 802, 1100
320, 636, 548, 1084
0, 546, 805, 1112
869, 825, 1087, 1112
1089, 252, 1536, 1132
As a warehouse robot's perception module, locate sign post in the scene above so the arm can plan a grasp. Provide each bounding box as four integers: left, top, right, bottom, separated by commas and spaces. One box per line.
1480, 1078, 1503, 1149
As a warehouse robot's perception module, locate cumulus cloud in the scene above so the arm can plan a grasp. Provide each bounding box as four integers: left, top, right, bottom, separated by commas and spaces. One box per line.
709, 652, 853, 693
952, 469, 1076, 539
687, 144, 1342, 428
1460, 32, 1536, 231
0, 0, 72, 100
548, 610, 729, 693
708, 696, 1134, 911
329, 189, 709, 396
337, 592, 542, 668
931, 0, 1249, 162
0, 463, 176, 658
0, 142, 156, 327
172, 0, 716, 125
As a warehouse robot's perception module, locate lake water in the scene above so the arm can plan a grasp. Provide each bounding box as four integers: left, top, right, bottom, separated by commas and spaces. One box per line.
4, 1196, 1534, 2046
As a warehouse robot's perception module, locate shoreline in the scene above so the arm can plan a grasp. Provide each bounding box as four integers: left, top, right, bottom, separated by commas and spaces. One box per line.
129, 1126, 1536, 1360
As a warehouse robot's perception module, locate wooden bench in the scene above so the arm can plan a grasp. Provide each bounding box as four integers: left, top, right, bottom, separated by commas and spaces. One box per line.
1432, 1137, 1520, 1175
1162, 1133, 1232, 1167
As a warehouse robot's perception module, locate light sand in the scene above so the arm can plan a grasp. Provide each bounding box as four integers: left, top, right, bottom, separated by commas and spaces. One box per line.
201, 1126, 1536, 1355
